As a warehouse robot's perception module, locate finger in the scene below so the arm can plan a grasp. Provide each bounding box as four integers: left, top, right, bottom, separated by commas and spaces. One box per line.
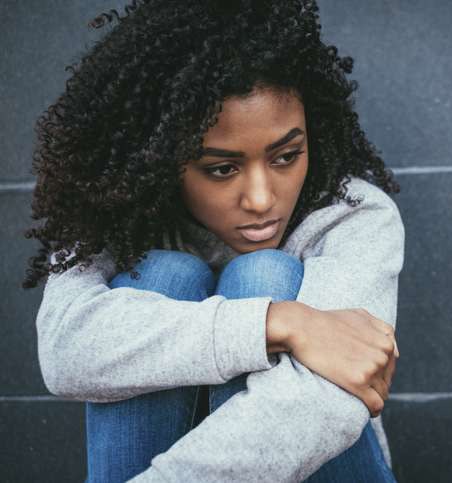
356, 385, 385, 418
370, 376, 389, 402
369, 317, 395, 336
352, 309, 394, 335
345, 312, 395, 352
385, 333, 398, 358
388, 334, 399, 359
393, 338, 400, 358
352, 311, 397, 353
366, 318, 398, 353
367, 388, 385, 418
373, 328, 396, 357
383, 351, 397, 387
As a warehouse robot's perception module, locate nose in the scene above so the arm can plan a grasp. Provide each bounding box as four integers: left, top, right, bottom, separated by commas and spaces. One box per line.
239, 164, 276, 214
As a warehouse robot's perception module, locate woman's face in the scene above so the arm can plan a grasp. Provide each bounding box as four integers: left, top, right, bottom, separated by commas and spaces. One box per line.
180, 86, 309, 253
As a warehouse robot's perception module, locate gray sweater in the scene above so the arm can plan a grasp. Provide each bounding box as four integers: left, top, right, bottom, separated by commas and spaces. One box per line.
36, 176, 405, 482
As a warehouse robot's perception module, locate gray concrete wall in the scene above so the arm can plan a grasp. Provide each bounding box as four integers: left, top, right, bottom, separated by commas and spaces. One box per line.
1, 1, 451, 481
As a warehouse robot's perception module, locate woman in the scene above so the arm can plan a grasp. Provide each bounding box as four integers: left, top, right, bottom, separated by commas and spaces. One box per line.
24, 1, 404, 481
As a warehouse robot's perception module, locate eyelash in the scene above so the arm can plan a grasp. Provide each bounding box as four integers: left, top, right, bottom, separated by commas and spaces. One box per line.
202, 150, 305, 179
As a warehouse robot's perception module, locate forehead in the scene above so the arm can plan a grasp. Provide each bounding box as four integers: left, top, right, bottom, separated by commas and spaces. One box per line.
203, 88, 305, 143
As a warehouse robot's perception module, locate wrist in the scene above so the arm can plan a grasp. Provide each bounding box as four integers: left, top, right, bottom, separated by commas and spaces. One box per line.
266, 301, 294, 354
284, 301, 316, 352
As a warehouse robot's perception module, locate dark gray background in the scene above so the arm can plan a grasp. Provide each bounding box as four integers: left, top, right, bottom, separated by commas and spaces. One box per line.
1, 1, 451, 481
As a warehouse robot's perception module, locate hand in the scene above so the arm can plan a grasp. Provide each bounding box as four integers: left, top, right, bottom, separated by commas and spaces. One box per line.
266, 302, 399, 418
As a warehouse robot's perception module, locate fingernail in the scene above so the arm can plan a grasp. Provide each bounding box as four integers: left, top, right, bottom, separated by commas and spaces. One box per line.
394, 339, 400, 358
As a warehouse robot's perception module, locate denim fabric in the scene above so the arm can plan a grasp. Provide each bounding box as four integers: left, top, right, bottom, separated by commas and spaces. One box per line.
85, 248, 396, 482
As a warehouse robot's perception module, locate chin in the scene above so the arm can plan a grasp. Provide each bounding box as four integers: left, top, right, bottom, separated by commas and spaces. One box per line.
236, 238, 281, 253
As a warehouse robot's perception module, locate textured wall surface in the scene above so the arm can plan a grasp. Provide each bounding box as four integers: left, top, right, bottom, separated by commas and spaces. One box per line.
1, 1, 451, 482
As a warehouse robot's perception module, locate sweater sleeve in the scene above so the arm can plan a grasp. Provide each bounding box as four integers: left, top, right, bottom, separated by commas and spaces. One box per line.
36, 251, 273, 403
126, 178, 405, 483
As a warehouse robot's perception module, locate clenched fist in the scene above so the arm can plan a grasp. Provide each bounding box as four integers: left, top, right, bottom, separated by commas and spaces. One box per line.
266, 301, 399, 418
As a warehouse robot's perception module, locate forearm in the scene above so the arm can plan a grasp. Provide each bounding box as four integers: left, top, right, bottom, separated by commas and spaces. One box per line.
128, 354, 369, 483
37, 251, 274, 402
266, 297, 399, 419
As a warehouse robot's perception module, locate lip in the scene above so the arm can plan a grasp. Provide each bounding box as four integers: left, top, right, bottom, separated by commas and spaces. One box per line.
238, 218, 281, 230
238, 219, 281, 242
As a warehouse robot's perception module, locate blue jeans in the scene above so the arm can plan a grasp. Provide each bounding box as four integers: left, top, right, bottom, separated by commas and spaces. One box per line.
85, 249, 396, 482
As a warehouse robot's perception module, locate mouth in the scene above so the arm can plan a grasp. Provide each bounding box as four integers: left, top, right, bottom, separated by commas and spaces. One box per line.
237, 219, 281, 242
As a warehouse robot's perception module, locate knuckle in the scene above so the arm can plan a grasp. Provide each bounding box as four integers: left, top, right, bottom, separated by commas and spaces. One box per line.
376, 319, 394, 333
381, 338, 395, 354
376, 352, 389, 367
355, 366, 376, 386
368, 362, 379, 377
383, 320, 394, 329
352, 372, 368, 387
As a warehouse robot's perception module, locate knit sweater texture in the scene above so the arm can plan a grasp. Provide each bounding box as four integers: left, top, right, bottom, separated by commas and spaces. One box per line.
36, 176, 405, 482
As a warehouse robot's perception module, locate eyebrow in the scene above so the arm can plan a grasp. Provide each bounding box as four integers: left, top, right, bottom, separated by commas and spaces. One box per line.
200, 127, 305, 159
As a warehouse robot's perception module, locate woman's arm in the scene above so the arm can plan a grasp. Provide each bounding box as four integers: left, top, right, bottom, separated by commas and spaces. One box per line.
37, 241, 395, 411
126, 177, 405, 483
268, 301, 398, 417
36, 252, 275, 402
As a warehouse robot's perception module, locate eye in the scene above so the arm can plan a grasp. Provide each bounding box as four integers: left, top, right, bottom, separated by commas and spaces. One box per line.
202, 164, 238, 179
202, 150, 305, 180
273, 150, 305, 166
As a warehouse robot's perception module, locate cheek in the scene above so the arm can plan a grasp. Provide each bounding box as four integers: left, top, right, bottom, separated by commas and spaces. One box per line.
181, 170, 204, 208
284, 161, 308, 199
182, 177, 223, 220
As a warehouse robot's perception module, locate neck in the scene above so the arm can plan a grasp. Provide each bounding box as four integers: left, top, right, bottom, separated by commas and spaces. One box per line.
177, 214, 241, 274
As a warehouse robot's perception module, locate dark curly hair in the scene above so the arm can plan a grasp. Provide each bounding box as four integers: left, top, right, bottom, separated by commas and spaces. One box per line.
23, 0, 400, 289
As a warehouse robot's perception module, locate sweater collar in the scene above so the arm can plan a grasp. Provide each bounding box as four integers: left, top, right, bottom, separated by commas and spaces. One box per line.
175, 215, 241, 274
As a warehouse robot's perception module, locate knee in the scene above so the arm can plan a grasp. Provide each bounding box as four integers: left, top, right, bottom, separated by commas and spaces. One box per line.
216, 249, 304, 301
222, 248, 303, 278
143, 249, 212, 279
110, 249, 213, 290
